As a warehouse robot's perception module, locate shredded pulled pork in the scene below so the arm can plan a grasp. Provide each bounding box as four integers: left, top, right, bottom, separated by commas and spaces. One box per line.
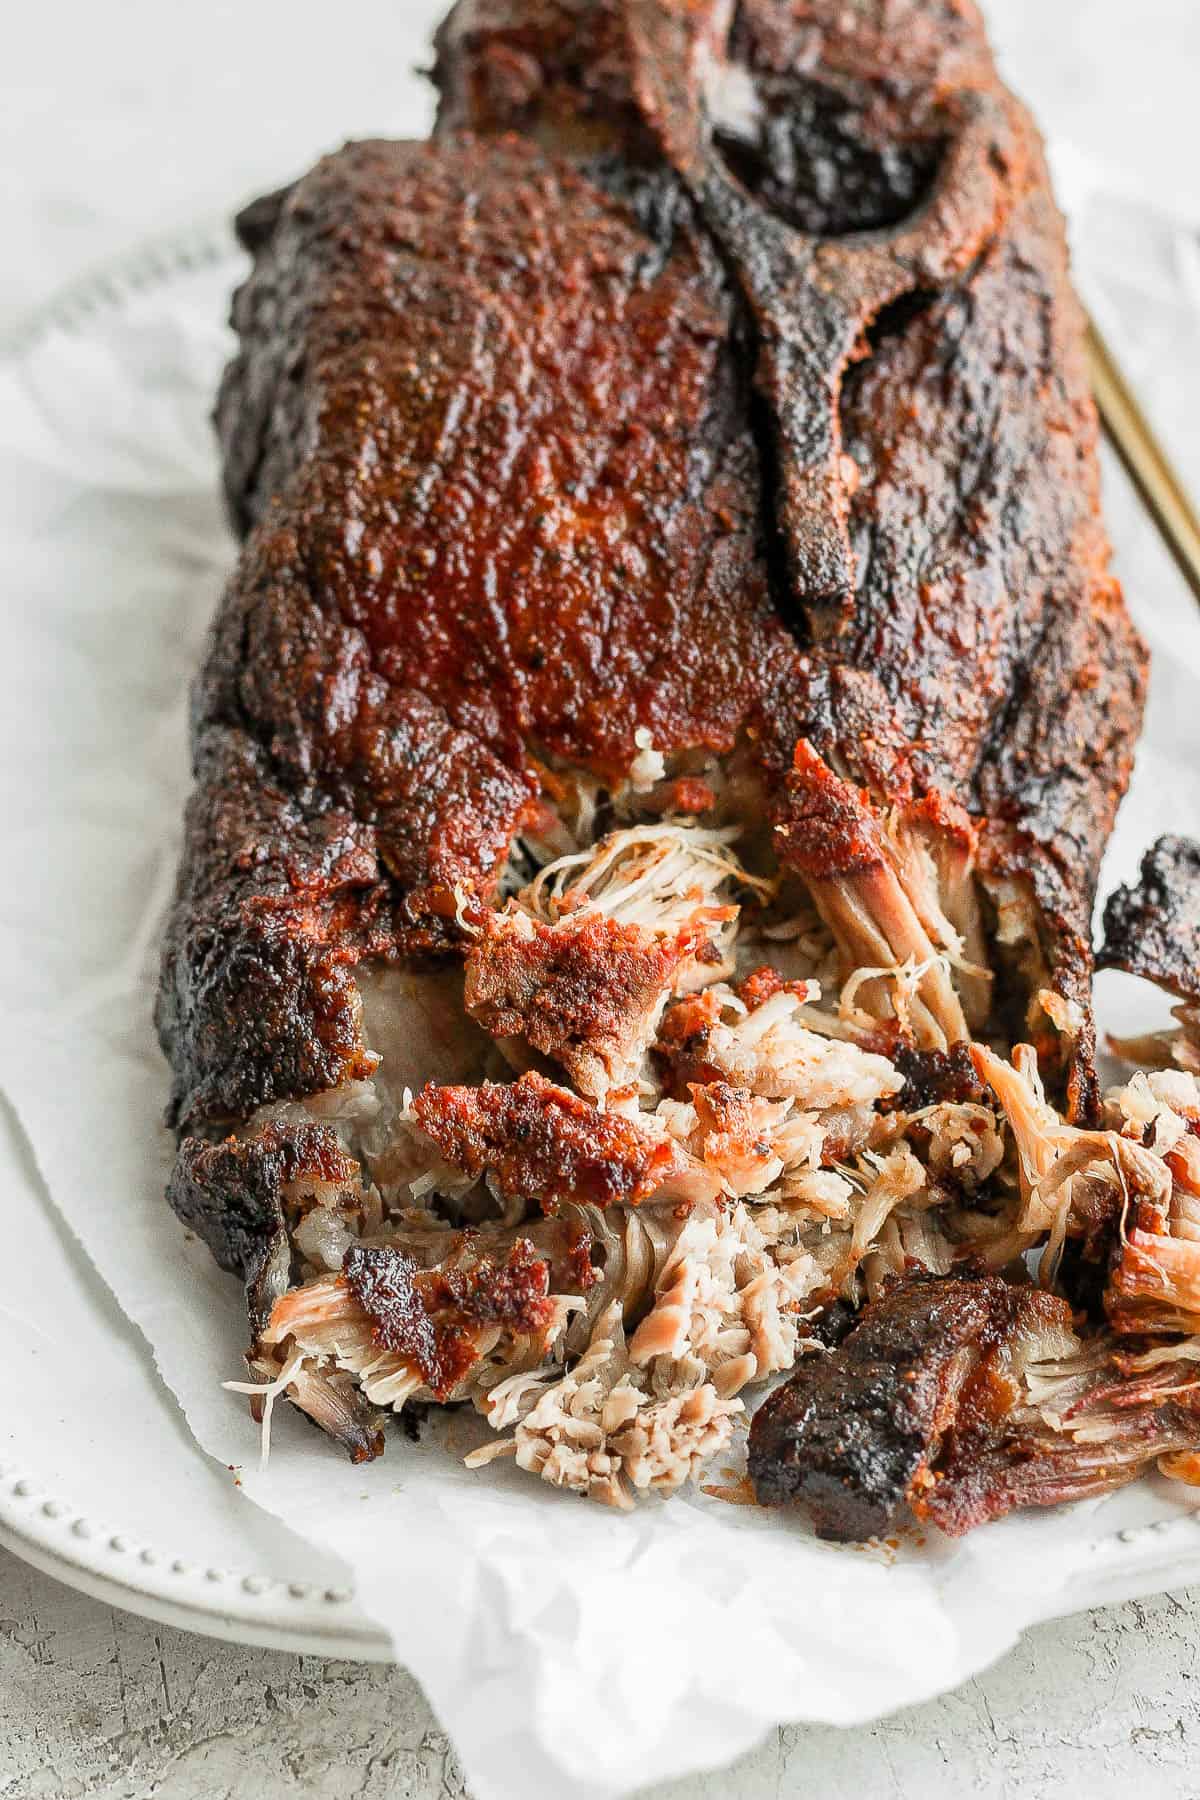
775, 744, 973, 1053
219, 746, 1200, 1535
464, 819, 774, 1099
656, 980, 903, 1111
971, 1044, 1172, 1276
468, 1300, 743, 1508
1102, 1069, 1200, 1335
252, 1229, 584, 1428
465, 1192, 818, 1505
518, 820, 773, 944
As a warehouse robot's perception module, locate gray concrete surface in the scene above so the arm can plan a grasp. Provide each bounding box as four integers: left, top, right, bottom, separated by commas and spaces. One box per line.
3, 1548, 1198, 1799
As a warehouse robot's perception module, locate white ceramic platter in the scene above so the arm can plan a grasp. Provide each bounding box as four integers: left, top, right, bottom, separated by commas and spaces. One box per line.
4, 229, 1200, 1668
0, 1081, 388, 1658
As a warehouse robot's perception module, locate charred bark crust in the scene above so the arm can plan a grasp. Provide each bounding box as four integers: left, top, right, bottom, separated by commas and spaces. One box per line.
1099, 836, 1200, 1003
161, 3, 1145, 1163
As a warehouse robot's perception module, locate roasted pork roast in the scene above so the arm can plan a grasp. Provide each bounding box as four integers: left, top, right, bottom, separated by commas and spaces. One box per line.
157, 1, 1195, 1537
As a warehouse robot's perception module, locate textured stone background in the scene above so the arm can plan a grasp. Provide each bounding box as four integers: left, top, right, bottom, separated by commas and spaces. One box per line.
3, 0, 1200, 1795
4, 1552, 1200, 1798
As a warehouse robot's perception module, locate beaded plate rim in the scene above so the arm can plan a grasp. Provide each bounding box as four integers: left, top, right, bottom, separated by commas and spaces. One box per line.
0, 1458, 391, 1659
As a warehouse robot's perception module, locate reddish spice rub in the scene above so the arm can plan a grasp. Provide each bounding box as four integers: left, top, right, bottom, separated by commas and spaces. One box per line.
655, 776, 718, 817
654, 988, 727, 1095
775, 741, 891, 882
412, 1071, 688, 1211
464, 912, 704, 1096
686, 1080, 783, 1173
735, 965, 786, 1011
733, 964, 830, 1014
343, 1240, 555, 1401
214, 135, 792, 783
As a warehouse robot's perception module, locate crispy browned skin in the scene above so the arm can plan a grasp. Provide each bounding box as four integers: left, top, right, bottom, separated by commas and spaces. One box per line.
156, 730, 394, 1131
343, 1240, 556, 1401
167, 1117, 363, 1331
464, 913, 700, 1094
216, 139, 785, 780
415, 1065, 690, 1209
748, 1274, 1200, 1539
412, 1070, 688, 1210
747, 1273, 1033, 1538
158, 0, 1144, 1142
1099, 837, 1200, 1003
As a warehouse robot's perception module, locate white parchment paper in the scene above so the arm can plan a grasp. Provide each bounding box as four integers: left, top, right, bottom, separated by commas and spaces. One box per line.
2, 165, 1200, 1799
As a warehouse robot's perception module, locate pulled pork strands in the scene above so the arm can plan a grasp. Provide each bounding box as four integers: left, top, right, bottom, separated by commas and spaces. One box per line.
157, 0, 1189, 1539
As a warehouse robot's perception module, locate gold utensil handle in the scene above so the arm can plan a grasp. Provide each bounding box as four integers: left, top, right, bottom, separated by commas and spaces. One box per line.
1087, 317, 1200, 608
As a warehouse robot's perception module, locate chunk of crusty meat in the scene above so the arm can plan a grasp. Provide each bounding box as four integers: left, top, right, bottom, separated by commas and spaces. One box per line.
746, 1274, 1045, 1539
412, 1071, 718, 1212
167, 1115, 364, 1332
464, 912, 703, 1099
1100, 836, 1200, 1005
1098, 837, 1200, 1074
748, 1273, 1200, 1540
342, 1239, 556, 1401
